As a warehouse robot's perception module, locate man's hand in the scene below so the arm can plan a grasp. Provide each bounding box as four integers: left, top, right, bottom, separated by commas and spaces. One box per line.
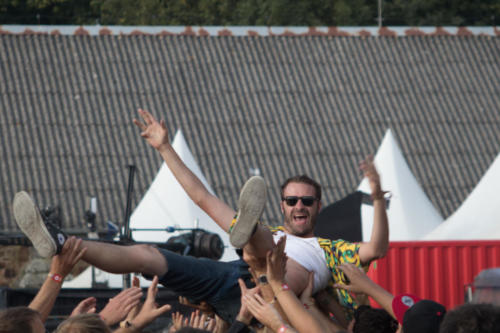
50, 236, 87, 278
359, 155, 382, 197
99, 286, 143, 326
133, 109, 169, 151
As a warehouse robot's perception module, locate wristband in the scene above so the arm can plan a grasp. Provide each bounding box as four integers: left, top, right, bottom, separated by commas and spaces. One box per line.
281, 283, 290, 291
371, 190, 389, 201
48, 273, 63, 283
278, 324, 289, 333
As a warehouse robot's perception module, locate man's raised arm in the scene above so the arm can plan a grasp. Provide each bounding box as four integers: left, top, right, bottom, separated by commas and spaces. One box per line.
133, 109, 236, 232
357, 155, 389, 265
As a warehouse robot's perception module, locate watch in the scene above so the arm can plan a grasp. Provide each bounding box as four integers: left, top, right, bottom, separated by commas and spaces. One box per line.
258, 274, 269, 284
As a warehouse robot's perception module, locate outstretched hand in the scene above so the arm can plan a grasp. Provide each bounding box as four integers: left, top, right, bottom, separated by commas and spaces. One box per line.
131, 276, 172, 329
359, 155, 382, 196
266, 235, 287, 286
133, 109, 169, 151
99, 286, 143, 326
236, 278, 260, 324
70, 297, 97, 317
50, 236, 87, 278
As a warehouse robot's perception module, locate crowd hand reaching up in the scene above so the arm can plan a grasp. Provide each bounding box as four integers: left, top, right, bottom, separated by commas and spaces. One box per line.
127, 275, 172, 330
243, 293, 295, 333
189, 310, 216, 332
266, 236, 288, 288
178, 296, 215, 316
124, 276, 142, 323
99, 285, 143, 326
299, 272, 315, 309
334, 263, 373, 294
236, 278, 261, 325
133, 109, 169, 151
70, 297, 97, 316
170, 312, 187, 332
29, 236, 87, 323
51, 236, 87, 278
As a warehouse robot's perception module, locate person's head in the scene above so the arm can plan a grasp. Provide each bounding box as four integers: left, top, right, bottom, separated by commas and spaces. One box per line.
280, 175, 322, 237
350, 305, 398, 333
0, 307, 45, 333
439, 303, 500, 333
402, 300, 446, 333
54, 314, 111, 333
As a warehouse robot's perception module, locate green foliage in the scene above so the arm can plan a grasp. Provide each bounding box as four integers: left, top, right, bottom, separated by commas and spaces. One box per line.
1, 0, 499, 26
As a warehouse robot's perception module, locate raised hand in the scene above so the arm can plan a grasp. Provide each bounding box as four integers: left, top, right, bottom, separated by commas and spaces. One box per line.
131, 275, 172, 329
99, 286, 143, 326
236, 278, 260, 324
266, 235, 287, 286
70, 297, 97, 316
359, 155, 382, 197
133, 109, 169, 151
50, 236, 87, 278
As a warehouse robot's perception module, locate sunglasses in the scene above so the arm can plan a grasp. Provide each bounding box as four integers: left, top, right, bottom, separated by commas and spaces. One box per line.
282, 196, 318, 207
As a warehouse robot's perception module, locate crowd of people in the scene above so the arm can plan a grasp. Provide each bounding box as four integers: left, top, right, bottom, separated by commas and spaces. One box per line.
1, 109, 499, 333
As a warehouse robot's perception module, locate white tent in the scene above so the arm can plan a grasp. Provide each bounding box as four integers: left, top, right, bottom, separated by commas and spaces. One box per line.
423, 153, 500, 240
64, 130, 237, 288
358, 129, 443, 241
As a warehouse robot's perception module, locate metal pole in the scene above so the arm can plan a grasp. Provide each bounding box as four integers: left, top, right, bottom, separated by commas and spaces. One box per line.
122, 164, 136, 289
378, 0, 383, 28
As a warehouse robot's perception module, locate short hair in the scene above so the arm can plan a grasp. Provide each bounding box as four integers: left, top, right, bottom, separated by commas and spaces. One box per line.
280, 175, 322, 201
0, 307, 41, 333
353, 305, 398, 333
55, 314, 111, 333
439, 303, 500, 333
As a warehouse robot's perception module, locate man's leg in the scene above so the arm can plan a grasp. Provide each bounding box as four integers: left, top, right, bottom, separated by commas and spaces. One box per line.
13, 191, 167, 277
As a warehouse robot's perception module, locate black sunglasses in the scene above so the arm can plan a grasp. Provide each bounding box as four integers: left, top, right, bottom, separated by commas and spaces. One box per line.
282, 196, 318, 207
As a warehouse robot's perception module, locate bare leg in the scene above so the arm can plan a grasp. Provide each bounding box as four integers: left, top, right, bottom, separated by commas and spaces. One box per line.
80, 241, 167, 277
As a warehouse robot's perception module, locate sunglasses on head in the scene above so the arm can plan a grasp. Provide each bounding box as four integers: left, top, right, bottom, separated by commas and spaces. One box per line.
282, 196, 318, 207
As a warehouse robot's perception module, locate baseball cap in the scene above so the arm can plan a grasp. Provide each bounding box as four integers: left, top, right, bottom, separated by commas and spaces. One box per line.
392, 293, 421, 324
396, 297, 446, 333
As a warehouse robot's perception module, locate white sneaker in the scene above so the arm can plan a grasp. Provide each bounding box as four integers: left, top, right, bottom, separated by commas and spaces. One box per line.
13, 191, 66, 258
230, 176, 267, 248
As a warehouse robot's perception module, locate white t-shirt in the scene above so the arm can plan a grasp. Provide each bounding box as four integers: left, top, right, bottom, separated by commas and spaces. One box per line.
273, 230, 331, 294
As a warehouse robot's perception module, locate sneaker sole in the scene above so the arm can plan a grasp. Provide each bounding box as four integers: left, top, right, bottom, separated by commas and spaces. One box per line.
230, 176, 267, 248
13, 191, 57, 258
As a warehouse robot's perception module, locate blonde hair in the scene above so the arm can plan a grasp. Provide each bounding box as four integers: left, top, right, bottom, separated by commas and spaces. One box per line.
55, 314, 111, 333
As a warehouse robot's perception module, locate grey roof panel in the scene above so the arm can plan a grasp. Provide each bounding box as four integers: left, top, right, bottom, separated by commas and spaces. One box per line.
1, 35, 499, 234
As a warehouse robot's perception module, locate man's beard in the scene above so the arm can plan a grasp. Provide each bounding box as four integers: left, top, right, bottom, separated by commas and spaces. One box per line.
284, 208, 317, 237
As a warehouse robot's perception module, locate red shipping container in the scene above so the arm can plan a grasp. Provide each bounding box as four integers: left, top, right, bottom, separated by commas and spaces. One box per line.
367, 240, 500, 310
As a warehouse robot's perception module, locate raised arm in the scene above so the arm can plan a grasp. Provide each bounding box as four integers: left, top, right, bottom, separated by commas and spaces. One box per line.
29, 236, 86, 322
133, 109, 236, 232
266, 237, 326, 333
334, 263, 395, 319
357, 155, 389, 265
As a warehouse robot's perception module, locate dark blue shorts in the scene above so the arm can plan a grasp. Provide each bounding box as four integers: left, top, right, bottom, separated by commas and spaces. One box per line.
149, 248, 254, 322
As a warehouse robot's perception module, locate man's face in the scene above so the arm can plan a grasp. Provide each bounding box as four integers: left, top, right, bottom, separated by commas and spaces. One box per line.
281, 182, 321, 237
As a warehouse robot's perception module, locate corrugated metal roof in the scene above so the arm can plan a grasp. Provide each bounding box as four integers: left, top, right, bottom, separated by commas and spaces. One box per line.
1, 34, 499, 234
